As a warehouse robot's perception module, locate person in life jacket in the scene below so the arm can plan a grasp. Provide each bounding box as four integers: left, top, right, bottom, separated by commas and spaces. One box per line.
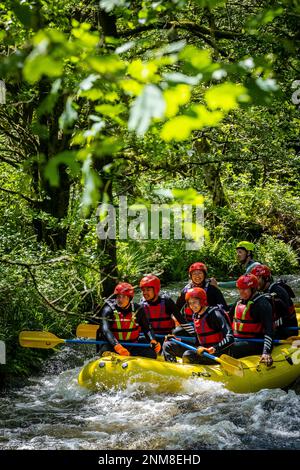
94, 282, 161, 358
251, 265, 298, 338
176, 262, 228, 333
229, 274, 274, 366
163, 287, 234, 364
139, 274, 194, 338
211, 241, 261, 289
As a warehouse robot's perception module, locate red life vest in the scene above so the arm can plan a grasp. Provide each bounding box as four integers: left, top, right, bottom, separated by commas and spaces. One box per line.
110, 310, 141, 342
233, 296, 265, 338
142, 298, 175, 334
193, 307, 224, 347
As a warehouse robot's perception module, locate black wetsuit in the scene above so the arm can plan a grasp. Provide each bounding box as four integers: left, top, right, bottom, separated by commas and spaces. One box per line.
266, 282, 298, 338
163, 305, 234, 364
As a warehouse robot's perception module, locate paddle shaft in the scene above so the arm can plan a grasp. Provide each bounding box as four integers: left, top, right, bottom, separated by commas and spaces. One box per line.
63, 339, 150, 347
171, 338, 219, 362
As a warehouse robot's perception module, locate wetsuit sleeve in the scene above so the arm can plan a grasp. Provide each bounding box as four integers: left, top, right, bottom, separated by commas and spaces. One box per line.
175, 289, 186, 312
209, 310, 234, 355
228, 302, 237, 323
271, 284, 290, 308
206, 285, 228, 310
165, 297, 195, 335
252, 298, 273, 354
101, 304, 118, 347
136, 306, 156, 342
218, 280, 237, 288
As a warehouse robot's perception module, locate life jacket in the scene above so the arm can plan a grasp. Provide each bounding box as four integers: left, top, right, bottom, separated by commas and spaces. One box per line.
193, 306, 226, 347
233, 294, 266, 338
106, 300, 141, 342
141, 297, 175, 334
269, 281, 296, 318
183, 280, 211, 322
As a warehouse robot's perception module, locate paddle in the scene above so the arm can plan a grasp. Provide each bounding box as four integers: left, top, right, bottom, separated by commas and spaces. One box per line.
235, 336, 300, 347
76, 323, 196, 343
170, 338, 244, 377
19, 331, 150, 349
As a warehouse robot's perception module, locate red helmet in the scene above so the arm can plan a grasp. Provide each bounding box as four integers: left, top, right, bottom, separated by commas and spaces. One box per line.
139, 275, 161, 296
188, 262, 208, 274
185, 287, 207, 306
236, 274, 259, 290
114, 282, 134, 298
251, 265, 271, 279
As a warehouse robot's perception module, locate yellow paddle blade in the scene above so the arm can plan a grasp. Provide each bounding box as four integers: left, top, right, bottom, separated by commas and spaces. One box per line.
218, 354, 244, 377
76, 324, 98, 339
286, 335, 300, 342
19, 331, 65, 349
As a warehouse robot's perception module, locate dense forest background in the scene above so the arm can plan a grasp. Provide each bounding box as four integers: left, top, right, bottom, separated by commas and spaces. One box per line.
0, 0, 299, 381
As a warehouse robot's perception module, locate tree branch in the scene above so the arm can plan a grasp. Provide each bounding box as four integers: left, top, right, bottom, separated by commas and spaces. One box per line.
0, 186, 43, 206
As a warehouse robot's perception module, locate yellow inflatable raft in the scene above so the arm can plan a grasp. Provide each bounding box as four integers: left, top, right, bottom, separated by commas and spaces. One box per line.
78, 344, 300, 394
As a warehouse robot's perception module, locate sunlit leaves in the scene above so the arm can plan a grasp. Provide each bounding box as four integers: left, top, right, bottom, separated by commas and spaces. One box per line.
160, 105, 223, 141
180, 47, 211, 71
164, 84, 191, 118
128, 60, 158, 83
24, 55, 63, 83
88, 56, 126, 75
128, 85, 165, 135
205, 83, 249, 111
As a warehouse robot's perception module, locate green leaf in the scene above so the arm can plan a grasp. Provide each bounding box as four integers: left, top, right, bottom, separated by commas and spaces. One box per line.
44, 151, 80, 187
160, 115, 197, 141
128, 85, 165, 135
180, 46, 212, 71
95, 104, 126, 117
128, 59, 158, 83
161, 106, 223, 141
164, 84, 191, 118
88, 56, 125, 74
23, 55, 63, 83
205, 83, 249, 111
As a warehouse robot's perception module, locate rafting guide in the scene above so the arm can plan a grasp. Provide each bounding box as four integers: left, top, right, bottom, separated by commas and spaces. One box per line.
96, 195, 204, 250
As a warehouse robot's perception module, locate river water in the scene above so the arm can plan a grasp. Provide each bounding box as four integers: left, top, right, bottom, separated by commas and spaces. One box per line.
1, 276, 300, 450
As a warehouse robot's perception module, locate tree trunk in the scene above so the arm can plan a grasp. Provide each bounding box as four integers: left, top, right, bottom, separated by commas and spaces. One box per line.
31, 80, 71, 250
